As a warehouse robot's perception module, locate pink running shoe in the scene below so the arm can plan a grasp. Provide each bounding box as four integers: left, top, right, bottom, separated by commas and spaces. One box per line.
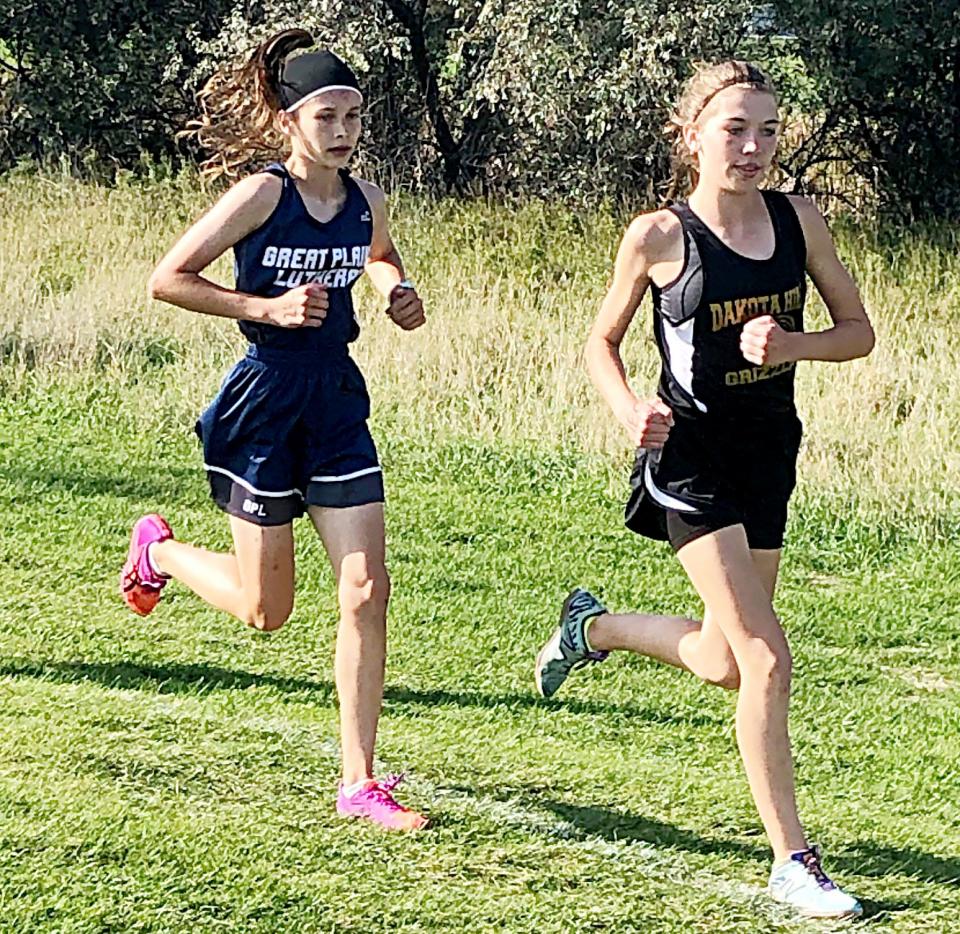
336, 773, 428, 831
119, 513, 173, 617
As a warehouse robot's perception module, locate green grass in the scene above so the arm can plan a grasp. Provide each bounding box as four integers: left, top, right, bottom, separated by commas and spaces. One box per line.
2, 170, 959, 529
1, 170, 958, 929
0, 374, 958, 932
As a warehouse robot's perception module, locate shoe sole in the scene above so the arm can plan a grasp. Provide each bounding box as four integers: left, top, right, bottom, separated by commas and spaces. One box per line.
533, 639, 551, 697
534, 589, 580, 698
769, 892, 862, 919
120, 513, 172, 617
121, 578, 162, 617
337, 809, 429, 831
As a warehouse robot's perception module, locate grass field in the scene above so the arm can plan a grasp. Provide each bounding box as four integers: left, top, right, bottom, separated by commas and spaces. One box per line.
0, 173, 959, 931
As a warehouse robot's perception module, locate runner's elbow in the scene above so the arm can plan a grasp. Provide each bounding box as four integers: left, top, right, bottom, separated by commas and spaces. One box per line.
147, 269, 173, 303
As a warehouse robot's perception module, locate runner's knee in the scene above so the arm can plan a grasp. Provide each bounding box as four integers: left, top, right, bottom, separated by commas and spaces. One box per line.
338, 560, 390, 620
243, 598, 293, 632
739, 631, 791, 689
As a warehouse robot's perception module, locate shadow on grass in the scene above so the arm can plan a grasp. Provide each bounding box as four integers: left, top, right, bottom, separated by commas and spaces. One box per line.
0, 659, 945, 915
539, 797, 769, 862
0, 657, 717, 727
0, 658, 332, 699
0, 462, 202, 505
840, 839, 960, 894
854, 897, 915, 923
536, 798, 944, 914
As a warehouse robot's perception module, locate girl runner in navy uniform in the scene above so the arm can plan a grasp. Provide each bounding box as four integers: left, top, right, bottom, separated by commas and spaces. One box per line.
534, 62, 874, 916
120, 30, 427, 830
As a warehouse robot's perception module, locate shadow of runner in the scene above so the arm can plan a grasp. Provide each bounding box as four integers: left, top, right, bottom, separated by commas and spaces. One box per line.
0, 657, 717, 726
540, 798, 770, 862
0, 658, 335, 699
835, 839, 960, 888
0, 462, 202, 504
0, 658, 941, 919
537, 798, 925, 918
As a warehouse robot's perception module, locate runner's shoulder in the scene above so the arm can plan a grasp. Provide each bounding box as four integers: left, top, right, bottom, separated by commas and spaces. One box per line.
623, 208, 683, 267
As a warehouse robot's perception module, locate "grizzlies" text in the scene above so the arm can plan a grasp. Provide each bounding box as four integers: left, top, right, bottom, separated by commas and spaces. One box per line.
724, 360, 796, 386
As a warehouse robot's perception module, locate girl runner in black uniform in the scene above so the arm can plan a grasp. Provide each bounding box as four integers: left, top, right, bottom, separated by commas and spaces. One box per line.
120, 30, 427, 830
535, 61, 874, 918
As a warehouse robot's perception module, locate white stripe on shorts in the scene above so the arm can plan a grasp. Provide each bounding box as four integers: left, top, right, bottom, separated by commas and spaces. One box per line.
308, 466, 382, 484
643, 459, 697, 513
204, 464, 302, 498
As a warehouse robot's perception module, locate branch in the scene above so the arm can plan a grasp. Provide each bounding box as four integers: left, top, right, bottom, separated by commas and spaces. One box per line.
780, 110, 840, 183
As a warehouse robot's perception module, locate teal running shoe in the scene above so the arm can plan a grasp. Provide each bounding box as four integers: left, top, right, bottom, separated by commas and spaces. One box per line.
535, 588, 609, 699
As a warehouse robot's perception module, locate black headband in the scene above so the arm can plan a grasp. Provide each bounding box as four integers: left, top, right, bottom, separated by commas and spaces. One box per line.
692, 68, 769, 122
278, 50, 362, 112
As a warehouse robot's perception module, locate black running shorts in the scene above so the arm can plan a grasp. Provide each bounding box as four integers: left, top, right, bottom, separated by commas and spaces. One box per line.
625, 411, 802, 552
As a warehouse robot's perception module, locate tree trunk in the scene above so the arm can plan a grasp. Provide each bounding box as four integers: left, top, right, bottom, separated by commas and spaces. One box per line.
379, 0, 465, 191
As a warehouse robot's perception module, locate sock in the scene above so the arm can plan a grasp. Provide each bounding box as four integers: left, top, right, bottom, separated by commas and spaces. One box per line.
775, 848, 811, 869
342, 779, 373, 797
145, 542, 171, 579
583, 613, 603, 653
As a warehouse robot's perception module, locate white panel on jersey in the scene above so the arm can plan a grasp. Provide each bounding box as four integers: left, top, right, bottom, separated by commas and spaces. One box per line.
662, 317, 708, 413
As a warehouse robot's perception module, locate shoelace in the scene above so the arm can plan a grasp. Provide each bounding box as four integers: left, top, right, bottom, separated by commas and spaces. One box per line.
380, 772, 405, 792
561, 631, 609, 668
121, 566, 158, 592
122, 542, 166, 592
795, 846, 836, 891
121, 567, 139, 591
570, 651, 608, 671
362, 773, 407, 811
122, 566, 161, 593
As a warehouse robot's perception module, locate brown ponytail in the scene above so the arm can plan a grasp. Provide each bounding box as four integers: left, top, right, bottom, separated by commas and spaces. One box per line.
183, 29, 315, 181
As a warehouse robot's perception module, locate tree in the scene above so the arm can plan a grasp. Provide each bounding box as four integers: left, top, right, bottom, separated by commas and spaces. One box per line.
0, 1, 234, 171
190, 0, 752, 198
5, 0, 955, 217
768, 0, 960, 218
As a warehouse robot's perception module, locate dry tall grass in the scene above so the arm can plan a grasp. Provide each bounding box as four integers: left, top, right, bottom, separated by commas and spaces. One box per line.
1, 170, 957, 526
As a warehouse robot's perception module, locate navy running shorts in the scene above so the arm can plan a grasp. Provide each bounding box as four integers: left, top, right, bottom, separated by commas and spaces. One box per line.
624, 411, 802, 552
196, 346, 384, 526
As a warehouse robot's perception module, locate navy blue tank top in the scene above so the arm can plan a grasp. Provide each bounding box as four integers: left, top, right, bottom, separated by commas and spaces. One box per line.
233, 164, 373, 352
650, 190, 807, 419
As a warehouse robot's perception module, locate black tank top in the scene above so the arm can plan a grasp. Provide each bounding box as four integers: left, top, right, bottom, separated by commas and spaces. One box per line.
650, 190, 807, 419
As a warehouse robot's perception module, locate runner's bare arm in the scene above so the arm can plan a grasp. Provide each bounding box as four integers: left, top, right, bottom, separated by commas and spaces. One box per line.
357, 179, 404, 294
358, 179, 425, 330
742, 198, 874, 366
792, 197, 874, 360
587, 212, 678, 446
148, 175, 330, 328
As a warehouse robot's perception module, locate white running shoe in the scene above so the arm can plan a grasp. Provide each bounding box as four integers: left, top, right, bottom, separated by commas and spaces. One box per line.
768, 845, 863, 919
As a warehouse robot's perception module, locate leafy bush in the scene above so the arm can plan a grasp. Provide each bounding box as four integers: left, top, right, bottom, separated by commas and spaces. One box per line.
768, 0, 960, 217
0, 1, 232, 172
2, 1, 957, 216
